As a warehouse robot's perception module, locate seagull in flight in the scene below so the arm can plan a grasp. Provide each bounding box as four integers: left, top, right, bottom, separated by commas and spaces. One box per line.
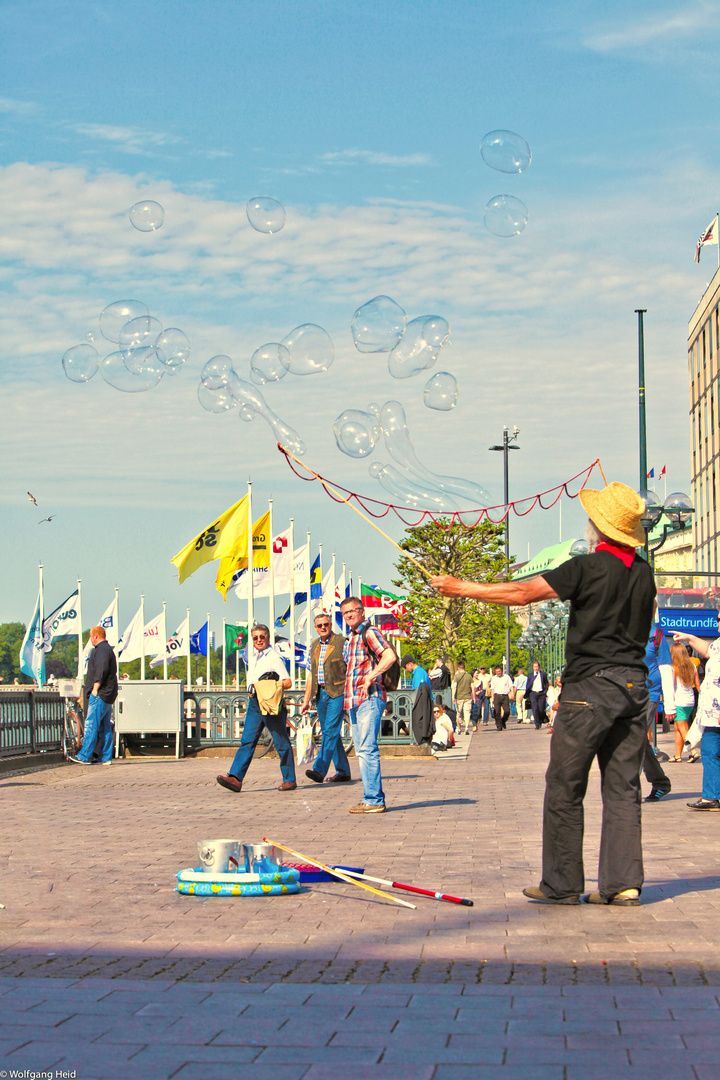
27, 492, 38, 506
39, 515, 55, 524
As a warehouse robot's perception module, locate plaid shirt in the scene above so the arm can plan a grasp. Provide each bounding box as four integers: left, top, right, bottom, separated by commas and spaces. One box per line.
343, 621, 390, 710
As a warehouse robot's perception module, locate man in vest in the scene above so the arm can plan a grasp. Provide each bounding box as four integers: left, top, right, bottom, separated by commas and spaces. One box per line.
301, 611, 351, 784
452, 660, 474, 735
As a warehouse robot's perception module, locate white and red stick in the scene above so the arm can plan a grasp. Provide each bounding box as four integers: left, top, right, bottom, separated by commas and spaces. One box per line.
337, 868, 473, 906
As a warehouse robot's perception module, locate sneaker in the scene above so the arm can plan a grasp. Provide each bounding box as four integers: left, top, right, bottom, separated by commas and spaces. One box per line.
67, 755, 92, 765
305, 769, 324, 784
101, 760, 112, 766
687, 798, 720, 811
522, 885, 580, 906
644, 787, 671, 803
348, 802, 386, 814
584, 888, 641, 906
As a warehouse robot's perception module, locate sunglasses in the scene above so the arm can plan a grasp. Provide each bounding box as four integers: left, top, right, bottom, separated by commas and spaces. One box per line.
251, 634, 267, 641
316, 621, 331, 626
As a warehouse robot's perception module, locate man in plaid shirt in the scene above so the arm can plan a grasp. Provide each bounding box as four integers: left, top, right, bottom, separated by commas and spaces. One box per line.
340, 596, 397, 813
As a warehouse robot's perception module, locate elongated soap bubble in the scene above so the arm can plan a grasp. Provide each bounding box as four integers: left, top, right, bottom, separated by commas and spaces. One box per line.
333, 409, 381, 458
62, 343, 99, 383
281, 324, 334, 375
119, 315, 163, 356
351, 295, 406, 353
99, 300, 149, 343
251, 343, 290, 384
230, 377, 306, 454
246, 196, 286, 234
201, 355, 235, 390
480, 130, 531, 174
369, 461, 461, 513
198, 382, 238, 413
424, 372, 458, 411
484, 195, 528, 237
129, 200, 165, 231
100, 351, 163, 392
155, 328, 190, 370
388, 315, 449, 379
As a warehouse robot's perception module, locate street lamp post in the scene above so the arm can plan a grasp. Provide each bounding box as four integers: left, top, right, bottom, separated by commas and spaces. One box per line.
490, 426, 520, 674
636, 308, 648, 493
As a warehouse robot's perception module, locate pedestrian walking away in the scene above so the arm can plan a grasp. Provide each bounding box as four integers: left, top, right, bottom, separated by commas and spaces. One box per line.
340, 596, 398, 813
431, 481, 656, 907
68, 625, 117, 765
641, 616, 674, 802
217, 624, 296, 793
452, 660, 473, 735
301, 612, 351, 784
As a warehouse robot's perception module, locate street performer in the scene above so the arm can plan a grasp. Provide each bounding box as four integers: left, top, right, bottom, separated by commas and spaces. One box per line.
431, 481, 655, 907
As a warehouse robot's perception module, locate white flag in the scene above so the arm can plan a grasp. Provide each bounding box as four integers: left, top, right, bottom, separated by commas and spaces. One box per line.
150, 614, 189, 669
312, 567, 335, 617
696, 214, 719, 262
141, 611, 166, 659
82, 595, 119, 671
233, 527, 293, 598
334, 570, 345, 632
42, 590, 79, 653
118, 604, 143, 661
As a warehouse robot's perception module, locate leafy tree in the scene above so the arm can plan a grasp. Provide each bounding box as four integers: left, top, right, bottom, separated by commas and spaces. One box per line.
392, 520, 529, 674
0, 623, 28, 683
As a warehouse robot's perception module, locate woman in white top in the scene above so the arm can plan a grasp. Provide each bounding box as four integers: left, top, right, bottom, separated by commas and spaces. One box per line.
669, 641, 700, 762
672, 625, 720, 809
431, 704, 455, 752
546, 676, 562, 730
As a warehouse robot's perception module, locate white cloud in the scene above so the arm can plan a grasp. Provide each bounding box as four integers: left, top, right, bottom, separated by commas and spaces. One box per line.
69, 123, 182, 155
0, 97, 38, 115
319, 149, 433, 167
584, 1, 720, 54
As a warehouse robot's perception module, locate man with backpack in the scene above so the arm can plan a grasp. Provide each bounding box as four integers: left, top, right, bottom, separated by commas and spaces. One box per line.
340, 595, 399, 814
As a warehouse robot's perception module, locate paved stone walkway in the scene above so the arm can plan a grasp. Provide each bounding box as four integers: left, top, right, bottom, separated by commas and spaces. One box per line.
2, 724, 720, 1077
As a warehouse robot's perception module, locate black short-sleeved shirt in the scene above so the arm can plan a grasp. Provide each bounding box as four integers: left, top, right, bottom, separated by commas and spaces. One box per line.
543, 551, 656, 684
85, 639, 118, 704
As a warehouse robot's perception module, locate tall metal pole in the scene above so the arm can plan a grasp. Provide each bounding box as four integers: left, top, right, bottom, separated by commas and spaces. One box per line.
502, 428, 511, 675
636, 309, 648, 492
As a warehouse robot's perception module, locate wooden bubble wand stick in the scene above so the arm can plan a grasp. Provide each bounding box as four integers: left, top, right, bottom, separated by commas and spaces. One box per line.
277, 443, 432, 580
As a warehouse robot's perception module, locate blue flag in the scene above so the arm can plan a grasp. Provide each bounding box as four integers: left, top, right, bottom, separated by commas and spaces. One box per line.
190, 621, 208, 656
310, 554, 322, 599
20, 587, 45, 684
275, 592, 309, 628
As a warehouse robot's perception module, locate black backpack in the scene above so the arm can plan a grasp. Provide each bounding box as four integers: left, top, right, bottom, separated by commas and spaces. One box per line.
361, 625, 401, 692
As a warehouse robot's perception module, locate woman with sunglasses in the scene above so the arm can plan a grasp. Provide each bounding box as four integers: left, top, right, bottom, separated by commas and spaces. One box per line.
672, 619, 720, 810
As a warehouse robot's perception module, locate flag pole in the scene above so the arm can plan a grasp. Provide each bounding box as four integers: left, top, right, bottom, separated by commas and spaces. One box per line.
186, 607, 191, 687
317, 543, 323, 623
163, 601, 168, 681
247, 480, 254, 633
268, 498, 276, 648
206, 612, 211, 687
140, 593, 145, 680
222, 617, 226, 691
77, 577, 83, 679
330, 551, 336, 616
39, 563, 45, 687
289, 517, 296, 688
305, 530, 311, 682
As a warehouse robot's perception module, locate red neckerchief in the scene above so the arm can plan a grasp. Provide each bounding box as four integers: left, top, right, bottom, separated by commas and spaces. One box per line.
595, 540, 636, 567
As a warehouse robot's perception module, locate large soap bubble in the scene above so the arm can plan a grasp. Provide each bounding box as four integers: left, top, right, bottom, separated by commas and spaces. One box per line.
246, 196, 286, 234
62, 344, 99, 383
388, 315, 449, 379
229, 378, 306, 455
129, 200, 165, 231
369, 462, 462, 513
484, 196, 528, 237
480, 130, 531, 174
99, 351, 163, 393
333, 409, 381, 458
424, 372, 458, 411
351, 295, 407, 353
155, 328, 190, 370
122, 345, 166, 379
201, 355, 236, 390
99, 300, 149, 344
119, 315, 163, 356
198, 382, 238, 413
251, 343, 290, 384
281, 324, 334, 376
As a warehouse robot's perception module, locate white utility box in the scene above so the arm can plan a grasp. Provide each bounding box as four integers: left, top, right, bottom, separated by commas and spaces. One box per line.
114, 680, 184, 758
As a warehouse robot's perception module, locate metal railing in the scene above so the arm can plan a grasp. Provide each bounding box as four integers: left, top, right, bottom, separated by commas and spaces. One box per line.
0, 690, 64, 758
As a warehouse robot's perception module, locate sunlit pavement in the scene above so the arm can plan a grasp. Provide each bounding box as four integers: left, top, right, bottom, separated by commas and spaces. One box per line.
1, 725, 719, 1078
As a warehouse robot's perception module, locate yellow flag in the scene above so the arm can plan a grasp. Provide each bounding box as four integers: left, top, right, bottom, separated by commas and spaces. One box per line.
215, 510, 272, 600
171, 495, 249, 585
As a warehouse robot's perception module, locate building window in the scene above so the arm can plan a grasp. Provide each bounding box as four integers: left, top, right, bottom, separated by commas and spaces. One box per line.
704, 328, 707, 367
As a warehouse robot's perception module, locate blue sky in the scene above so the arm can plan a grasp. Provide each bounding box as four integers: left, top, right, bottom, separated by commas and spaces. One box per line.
1, 0, 718, 636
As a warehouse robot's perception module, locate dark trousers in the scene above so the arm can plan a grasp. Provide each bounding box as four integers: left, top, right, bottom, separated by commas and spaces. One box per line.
540, 667, 649, 901
529, 691, 547, 728
642, 698, 670, 790
494, 694, 510, 729
230, 696, 295, 783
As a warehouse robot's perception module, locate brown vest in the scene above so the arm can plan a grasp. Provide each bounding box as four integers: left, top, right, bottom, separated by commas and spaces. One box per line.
309, 633, 347, 699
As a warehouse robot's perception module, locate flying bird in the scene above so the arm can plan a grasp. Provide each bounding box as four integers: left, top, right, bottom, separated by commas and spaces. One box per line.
27, 492, 38, 505
39, 515, 55, 524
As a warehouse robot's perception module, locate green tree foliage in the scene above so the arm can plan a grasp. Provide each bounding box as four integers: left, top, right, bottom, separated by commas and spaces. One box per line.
0, 622, 28, 683
392, 520, 529, 673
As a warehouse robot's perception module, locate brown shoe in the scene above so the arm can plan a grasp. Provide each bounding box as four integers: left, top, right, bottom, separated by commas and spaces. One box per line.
217, 774, 242, 793
348, 802, 386, 813
327, 773, 352, 783
278, 780, 297, 791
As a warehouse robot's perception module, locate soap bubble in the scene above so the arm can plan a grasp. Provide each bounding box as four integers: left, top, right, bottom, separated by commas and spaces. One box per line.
100, 300, 149, 343
251, 343, 290, 384
370, 461, 462, 513
198, 382, 237, 413
155, 328, 190, 370
62, 344, 98, 383
480, 130, 531, 174
388, 315, 449, 379
484, 195, 528, 237
129, 200, 165, 231
246, 196, 286, 234
333, 409, 381, 458
230, 377, 306, 454
201, 355, 235, 390
85, 331, 99, 345
424, 372, 458, 411
281, 324, 334, 375
119, 315, 163, 355
122, 345, 166, 379
351, 295, 406, 353
100, 351, 163, 392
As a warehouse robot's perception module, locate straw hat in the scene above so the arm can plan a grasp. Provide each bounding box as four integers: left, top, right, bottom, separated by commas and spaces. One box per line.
578, 482, 646, 547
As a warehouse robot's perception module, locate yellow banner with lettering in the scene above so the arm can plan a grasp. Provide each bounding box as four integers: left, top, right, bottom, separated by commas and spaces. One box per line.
215, 510, 272, 600
171, 495, 249, 585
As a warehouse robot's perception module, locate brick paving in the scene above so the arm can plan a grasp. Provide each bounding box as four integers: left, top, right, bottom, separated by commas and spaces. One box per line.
2, 724, 720, 1076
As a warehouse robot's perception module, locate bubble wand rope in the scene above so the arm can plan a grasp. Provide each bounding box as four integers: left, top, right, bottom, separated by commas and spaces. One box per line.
263, 838, 416, 909
276, 443, 432, 580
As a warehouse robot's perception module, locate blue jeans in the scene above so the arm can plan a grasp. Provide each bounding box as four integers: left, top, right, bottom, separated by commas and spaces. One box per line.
78, 694, 113, 763
314, 690, 351, 779
348, 694, 385, 806
481, 696, 491, 724
701, 728, 720, 800
230, 696, 295, 783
